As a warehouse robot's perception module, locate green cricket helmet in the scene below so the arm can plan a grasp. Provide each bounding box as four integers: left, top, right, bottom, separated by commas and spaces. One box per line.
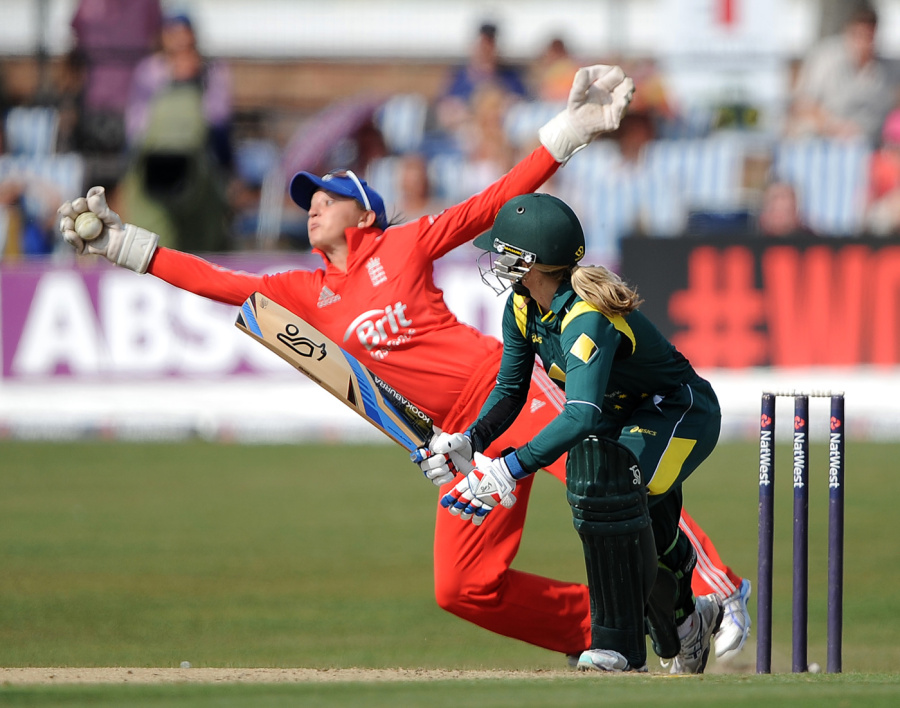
474, 193, 585, 291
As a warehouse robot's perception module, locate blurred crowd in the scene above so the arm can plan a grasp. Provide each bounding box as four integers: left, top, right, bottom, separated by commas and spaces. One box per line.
1, 0, 900, 262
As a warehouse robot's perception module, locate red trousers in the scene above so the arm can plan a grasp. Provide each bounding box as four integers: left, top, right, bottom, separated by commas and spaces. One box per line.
433, 366, 742, 655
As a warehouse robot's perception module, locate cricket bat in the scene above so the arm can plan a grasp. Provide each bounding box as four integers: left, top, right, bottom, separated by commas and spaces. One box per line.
235, 292, 435, 454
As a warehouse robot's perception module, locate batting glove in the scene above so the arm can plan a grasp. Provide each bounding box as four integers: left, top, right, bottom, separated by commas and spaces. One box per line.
539, 64, 635, 164
58, 186, 159, 274
440, 452, 526, 526
412, 432, 475, 486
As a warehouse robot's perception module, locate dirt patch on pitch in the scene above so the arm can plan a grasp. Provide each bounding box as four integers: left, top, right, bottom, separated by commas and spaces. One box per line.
0, 667, 581, 685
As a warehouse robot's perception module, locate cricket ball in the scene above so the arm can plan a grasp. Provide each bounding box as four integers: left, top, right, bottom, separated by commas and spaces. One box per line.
74, 211, 103, 240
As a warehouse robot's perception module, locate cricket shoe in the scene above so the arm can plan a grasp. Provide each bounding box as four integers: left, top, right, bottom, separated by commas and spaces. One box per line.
711, 578, 752, 662
667, 595, 724, 674
577, 649, 648, 673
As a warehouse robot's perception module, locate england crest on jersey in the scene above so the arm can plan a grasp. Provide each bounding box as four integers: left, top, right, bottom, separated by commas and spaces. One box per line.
366, 257, 387, 287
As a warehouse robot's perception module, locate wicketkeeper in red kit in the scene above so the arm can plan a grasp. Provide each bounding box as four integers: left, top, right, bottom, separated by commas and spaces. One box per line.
58, 65, 750, 668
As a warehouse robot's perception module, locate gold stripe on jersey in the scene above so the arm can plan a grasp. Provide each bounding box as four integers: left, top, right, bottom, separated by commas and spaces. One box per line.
570, 332, 598, 363
547, 362, 566, 383
647, 437, 696, 495
513, 293, 528, 338
561, 301, 636, 356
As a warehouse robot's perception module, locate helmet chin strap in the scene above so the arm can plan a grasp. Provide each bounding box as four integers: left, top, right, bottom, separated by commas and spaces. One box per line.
512, 282, 532, 297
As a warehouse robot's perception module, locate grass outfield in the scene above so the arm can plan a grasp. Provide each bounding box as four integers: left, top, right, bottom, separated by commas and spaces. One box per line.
1, 439, 899, 704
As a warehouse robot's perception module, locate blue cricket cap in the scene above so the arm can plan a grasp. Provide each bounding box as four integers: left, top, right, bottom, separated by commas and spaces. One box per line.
289, 169, 387, 230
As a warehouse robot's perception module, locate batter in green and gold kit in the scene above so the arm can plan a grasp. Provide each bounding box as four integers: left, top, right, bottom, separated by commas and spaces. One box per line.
440, 193, 724, 673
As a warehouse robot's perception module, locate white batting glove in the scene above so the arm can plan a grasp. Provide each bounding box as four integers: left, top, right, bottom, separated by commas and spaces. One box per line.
412, 432, 475, 486
440, 452, 521, 526
58, 186, 159, 274
539, 64, 635, 164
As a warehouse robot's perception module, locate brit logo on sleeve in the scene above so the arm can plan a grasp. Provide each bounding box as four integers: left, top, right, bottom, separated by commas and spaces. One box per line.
570, 332, 598, 363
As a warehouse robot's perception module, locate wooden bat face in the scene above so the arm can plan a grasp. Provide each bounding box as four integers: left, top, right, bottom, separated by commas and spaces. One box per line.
236, 293, 433, 452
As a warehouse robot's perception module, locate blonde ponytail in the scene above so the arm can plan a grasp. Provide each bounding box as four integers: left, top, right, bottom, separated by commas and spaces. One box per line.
569, 264, 643, 317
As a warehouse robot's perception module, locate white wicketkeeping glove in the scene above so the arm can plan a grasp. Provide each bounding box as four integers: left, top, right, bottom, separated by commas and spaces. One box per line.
412, 432, 475, 486
58, 186, 159, 274
539, 64, 635, 164
440, 452, 520, 526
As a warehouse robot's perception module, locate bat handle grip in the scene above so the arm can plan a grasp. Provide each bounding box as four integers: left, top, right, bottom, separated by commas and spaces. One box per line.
410, 448, 430, 464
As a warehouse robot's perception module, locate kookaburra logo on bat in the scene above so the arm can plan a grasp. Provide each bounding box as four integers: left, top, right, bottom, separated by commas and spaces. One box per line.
277, 324, 327, 360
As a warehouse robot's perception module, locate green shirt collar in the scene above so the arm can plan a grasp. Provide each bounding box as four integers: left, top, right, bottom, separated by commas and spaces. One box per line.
545, 281, 579, 320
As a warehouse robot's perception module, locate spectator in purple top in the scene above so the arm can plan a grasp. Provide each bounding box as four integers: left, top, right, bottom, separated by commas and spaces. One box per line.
126, 13, 233, 170
119, 12, 233, 252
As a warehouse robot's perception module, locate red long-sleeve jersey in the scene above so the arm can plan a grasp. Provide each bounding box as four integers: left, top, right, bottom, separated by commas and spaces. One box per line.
148, 146, 559, 424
